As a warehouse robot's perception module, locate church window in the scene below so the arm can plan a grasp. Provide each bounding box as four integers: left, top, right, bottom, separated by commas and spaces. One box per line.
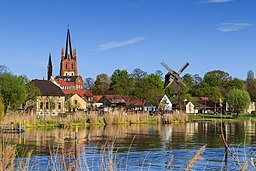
66, 64, 68, 69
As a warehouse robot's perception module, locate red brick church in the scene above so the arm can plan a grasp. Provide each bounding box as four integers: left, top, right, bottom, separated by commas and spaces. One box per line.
47, 27, 84, 91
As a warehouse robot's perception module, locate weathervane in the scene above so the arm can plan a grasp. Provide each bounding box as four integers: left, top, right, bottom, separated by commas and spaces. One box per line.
161, 61, 189, 90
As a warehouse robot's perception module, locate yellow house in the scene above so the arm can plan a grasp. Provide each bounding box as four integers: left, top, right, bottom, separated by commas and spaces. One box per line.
32, 80, 65, 116
65, 94, 87, 111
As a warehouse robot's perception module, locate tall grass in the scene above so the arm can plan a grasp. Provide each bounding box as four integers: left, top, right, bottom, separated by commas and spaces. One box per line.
1, 111, 188, 128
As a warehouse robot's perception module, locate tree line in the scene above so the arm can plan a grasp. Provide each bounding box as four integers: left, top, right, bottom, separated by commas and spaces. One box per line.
85, 68, 254, 115
0, 64, 255, 117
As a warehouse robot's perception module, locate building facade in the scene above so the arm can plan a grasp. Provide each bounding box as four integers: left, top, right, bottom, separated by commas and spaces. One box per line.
32, 80, 65, 115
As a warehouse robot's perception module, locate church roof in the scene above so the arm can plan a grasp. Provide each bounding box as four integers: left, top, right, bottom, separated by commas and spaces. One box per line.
32, 80, 65, 96
48, 53, 52, 68
65, 28, 73, 60
55, 76, 79, 82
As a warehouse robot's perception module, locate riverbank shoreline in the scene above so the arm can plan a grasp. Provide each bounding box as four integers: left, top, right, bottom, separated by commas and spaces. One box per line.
1, 112, 255, 129
0, 111, 188, 128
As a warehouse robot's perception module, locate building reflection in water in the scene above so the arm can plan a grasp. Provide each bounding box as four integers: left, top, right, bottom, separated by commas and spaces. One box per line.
0, 121, 256, 158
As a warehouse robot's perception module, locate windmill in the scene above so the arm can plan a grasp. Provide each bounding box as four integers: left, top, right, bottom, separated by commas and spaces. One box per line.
161, 61, 189, 90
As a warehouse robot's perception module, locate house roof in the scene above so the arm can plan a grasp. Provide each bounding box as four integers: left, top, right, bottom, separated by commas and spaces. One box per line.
126, 98, 145, 106
200, 97, 209, 101
63, 89, 86, 97
62, 89, 93, 100
32, 80, 65, 96
100, 95, 129, 104
84, 90, 93, 97
54, 78, 74, 86
172, 99, 190, 106
93, 95, 103, 103
55, 76, 79, 82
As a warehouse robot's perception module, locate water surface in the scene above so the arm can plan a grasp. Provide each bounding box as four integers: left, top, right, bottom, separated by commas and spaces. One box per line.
1, 121, 256, 170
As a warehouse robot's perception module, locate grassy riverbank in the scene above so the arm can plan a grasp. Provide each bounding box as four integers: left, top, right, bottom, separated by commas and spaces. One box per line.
2, 112, 255, 129
188, 113, 256, 121
0, 111, 188, 128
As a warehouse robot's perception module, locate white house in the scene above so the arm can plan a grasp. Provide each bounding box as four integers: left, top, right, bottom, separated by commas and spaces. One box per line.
159, 95, 172, 112
185, 101, 195, 114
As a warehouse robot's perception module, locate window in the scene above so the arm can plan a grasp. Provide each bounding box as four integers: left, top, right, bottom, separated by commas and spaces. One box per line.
66, 63, 68, 69
46, 102, 49, 109
40, 102, 43, 109
58, 102, 61, 109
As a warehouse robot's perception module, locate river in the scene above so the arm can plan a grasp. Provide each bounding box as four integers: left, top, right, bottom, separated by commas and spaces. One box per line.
1, 121, 256, 170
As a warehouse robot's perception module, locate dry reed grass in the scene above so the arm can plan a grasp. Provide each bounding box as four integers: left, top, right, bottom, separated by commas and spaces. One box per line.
1, 110, 188, 129
185, 144, 207, 170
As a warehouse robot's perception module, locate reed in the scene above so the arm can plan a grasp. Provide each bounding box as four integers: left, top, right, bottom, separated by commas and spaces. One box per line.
1, 110, 189, 128
185, 144, 207, 170
0, 145, 16, 171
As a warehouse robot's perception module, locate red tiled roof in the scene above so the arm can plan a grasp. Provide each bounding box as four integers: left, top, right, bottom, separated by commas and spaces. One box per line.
93, 95, 102, 103
84, 90, 93, 97
55, 78, 74, 86
200, 97, 209, 101
126, 98, 145, 106
63, 89, 87, 97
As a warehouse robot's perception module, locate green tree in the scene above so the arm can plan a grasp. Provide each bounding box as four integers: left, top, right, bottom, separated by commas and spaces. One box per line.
0, 96, 4, 119
0, 65, 9, 74
155, 70, 163, 80
23, 81, 41, 110
92, 73, 110, 95
110, 69, 134, 95
134, 74, 164, 109
181, 74, 196, 98
131, 68, 147, 82
84, 77, 95, 90
226, 89, 250, 117
246, 70, 256, 102
209, 86, 222, 113
134, 78, 154, 110
146, 74, 164, 105
0, 73, 26, 114
203, 70, 232, 97
227, 78, 244, 91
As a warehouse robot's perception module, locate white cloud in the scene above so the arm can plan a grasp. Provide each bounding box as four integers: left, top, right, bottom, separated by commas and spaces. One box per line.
97, 37, 145, 51
217, 22, 252, 32
201, 0, 234, 3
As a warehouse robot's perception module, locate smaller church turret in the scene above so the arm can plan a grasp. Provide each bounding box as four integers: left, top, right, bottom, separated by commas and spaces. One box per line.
47, 53, 53, 80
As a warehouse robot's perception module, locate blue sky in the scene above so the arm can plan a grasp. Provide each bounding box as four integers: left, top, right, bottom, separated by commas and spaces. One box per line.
0, 0, 255, 80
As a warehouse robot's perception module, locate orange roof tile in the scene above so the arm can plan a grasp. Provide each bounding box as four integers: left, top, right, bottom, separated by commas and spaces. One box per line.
93, 95, 103, 103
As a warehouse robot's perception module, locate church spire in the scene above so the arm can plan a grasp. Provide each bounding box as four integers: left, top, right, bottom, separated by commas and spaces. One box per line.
47, 53, 53, 80
65, 26, 73, 60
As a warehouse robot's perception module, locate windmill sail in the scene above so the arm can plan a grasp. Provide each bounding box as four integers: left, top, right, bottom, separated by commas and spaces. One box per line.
178, 62, 189, 74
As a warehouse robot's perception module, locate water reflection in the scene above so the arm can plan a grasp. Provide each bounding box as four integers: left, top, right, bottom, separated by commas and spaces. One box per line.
1, 121, 256, 170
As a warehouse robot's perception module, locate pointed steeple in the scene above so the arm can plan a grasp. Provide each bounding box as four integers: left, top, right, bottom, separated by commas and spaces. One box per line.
65, 26, 73, 60
47, 53, 53, 80
48, 53, 52, 68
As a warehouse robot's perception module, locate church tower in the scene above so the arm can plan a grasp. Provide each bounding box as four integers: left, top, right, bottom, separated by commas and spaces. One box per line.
47, 53, 53, 80
60, 28, 78, 76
